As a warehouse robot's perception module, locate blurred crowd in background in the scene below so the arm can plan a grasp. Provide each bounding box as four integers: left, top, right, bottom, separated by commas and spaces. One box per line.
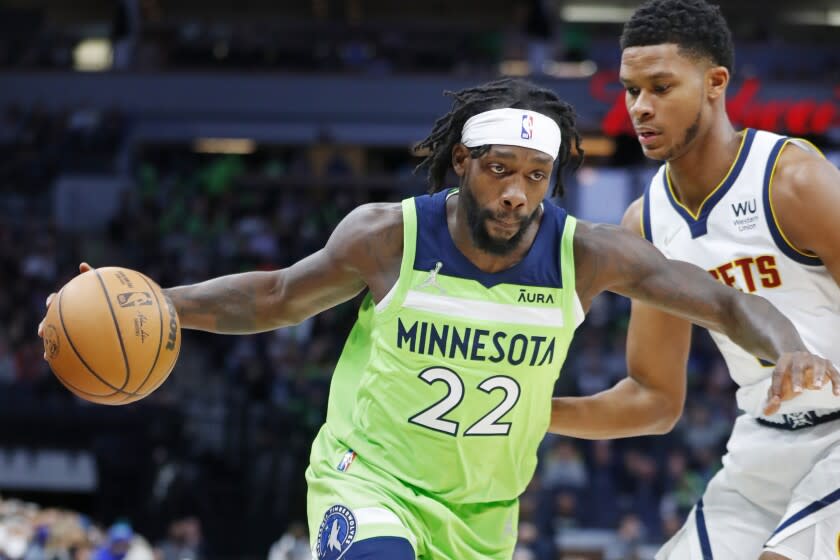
0, 497, 200, 560
1, 0, 839, 559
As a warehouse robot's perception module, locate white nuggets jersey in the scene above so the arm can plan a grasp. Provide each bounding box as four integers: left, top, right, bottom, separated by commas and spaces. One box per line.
642, 128, 840, 417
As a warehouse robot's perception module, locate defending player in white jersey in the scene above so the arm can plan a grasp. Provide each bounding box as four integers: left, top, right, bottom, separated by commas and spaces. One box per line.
549, 1, 840, 559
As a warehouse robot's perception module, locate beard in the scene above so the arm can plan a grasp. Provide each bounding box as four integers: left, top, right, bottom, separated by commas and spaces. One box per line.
662, 109, 701, 161
460, 186, 539, 256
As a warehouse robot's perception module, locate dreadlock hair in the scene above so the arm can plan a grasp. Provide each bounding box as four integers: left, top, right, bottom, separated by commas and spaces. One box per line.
620, 0, 734, 72
414, 77, 583, 197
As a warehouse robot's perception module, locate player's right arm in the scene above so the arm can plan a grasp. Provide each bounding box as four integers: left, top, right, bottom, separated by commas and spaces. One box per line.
164, 202, 403, 334
549, 198, 691, 438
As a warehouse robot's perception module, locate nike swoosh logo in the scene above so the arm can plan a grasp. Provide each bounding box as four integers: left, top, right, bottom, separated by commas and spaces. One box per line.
662, 228, 680, 246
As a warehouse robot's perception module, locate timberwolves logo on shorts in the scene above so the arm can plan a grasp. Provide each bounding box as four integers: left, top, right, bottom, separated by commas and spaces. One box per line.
316, 504, 356, 560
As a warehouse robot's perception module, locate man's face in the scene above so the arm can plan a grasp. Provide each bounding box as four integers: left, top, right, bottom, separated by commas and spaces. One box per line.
620, 43, 711, 161
455, 145, 553, 255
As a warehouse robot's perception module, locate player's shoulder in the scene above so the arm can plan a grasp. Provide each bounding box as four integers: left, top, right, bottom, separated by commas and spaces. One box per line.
763, 134, 840, 256
573, 219, 632, 248
573, 219, 638, 266
329, 202, 404, 262
621, 197, 645, 237
339, 202, 404, 237
772, 139, 839, 204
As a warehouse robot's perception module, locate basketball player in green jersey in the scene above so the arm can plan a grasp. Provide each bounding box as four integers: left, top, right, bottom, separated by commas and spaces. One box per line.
40, 78, 835, 560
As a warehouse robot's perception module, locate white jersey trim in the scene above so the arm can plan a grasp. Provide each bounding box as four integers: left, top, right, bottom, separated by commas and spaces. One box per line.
403, 289, 564, 327
375, 282, 398, 313
355, 507, 406, 528
572, 293, 585, 328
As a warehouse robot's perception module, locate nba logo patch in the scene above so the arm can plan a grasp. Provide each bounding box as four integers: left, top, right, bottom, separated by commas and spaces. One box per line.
521, 114, 534, 140
336, 450, 356, 472
316, 504, 357, 560
116, 291, 153, 307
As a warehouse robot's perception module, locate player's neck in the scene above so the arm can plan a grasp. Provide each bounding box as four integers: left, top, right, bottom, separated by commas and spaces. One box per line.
447, 193, 541, 274
666, 121, 742, 215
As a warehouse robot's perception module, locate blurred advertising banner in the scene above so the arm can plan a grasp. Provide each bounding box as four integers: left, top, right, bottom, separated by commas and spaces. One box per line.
2, 73, 838, 140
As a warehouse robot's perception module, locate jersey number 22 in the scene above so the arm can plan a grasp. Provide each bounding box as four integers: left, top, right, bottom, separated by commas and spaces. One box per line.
408, 367, 520, 436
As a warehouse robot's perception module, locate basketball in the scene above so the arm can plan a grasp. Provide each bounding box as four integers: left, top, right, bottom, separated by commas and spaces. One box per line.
41, 267, 181, 405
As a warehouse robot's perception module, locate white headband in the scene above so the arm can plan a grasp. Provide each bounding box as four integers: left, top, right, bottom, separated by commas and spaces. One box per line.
461, 108, 562, 160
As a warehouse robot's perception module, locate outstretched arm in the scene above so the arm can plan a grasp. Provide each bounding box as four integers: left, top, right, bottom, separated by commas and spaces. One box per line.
549, 202, 840, 438
595, 224, 840, 407
573, 219, 818, 369
163, 202, 402, 334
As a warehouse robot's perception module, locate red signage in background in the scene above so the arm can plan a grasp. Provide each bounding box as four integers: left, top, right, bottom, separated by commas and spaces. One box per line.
592, 72, 840, 137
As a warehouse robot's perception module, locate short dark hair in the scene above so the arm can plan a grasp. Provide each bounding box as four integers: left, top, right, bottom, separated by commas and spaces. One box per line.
414, 78, 583, 197
620, 0, 734, 72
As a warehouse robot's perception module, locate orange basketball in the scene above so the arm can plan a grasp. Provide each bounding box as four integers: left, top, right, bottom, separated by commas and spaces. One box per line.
42, 267, 180, 405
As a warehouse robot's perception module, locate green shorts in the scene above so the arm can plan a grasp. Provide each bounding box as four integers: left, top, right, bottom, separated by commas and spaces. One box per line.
306, 427, 519, 560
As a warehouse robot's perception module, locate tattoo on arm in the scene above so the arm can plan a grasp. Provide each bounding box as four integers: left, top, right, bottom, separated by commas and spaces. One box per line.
203, 284, 257, 332
719, 291, 807, 362
165, 274, 265, 333
579, 222, 806, 362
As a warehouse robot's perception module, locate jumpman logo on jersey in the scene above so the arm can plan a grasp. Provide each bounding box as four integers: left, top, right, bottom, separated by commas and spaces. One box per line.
328, 520, 342, 552
417, 261, 446, 294
663, 227, 681, 247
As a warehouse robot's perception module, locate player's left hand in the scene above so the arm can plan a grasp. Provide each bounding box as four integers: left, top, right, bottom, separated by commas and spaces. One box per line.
763, 351, 840, 415
37, 262, 93, 359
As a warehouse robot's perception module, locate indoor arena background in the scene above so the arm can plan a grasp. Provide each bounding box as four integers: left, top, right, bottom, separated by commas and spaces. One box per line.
1, 1, 839, 559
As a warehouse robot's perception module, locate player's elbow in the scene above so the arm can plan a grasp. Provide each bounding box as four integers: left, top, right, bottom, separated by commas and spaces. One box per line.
648, 395, 684, 434
625, 370, 685, 435
650, 414, 681, 435
264, 271, 304, 328
630, 379, 684, 435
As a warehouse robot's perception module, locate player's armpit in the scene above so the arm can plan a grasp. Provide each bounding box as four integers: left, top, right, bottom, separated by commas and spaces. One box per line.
574, 220, 717, 323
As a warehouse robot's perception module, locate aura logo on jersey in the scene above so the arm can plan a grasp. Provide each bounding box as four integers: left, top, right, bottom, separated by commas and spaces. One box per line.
316, 505, 356, 560
396, 318, 556, 366
517, 289, 555, 304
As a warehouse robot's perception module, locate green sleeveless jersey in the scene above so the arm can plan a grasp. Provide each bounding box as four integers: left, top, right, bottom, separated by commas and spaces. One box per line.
314, 190, 583, 504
